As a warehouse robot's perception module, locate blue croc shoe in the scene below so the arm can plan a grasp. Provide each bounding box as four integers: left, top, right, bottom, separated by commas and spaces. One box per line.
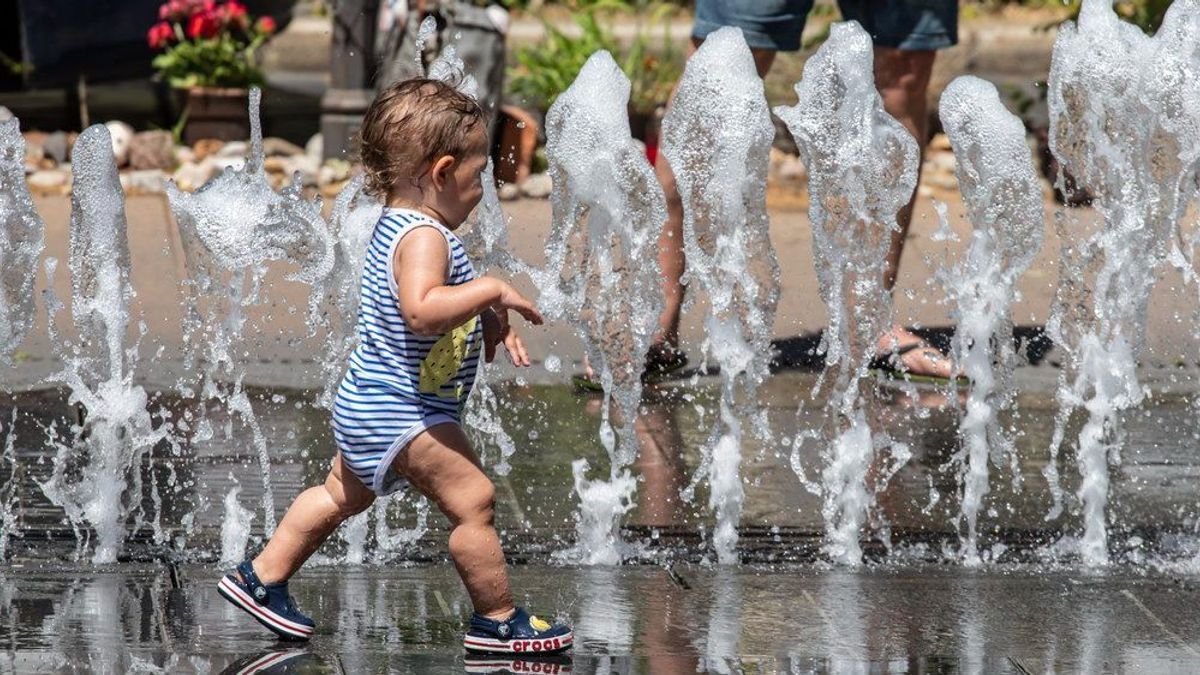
464, 607, 573, 655
217, 561, 315, 641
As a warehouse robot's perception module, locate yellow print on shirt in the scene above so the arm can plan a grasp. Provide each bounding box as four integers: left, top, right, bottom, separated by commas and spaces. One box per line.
419, 316, 477, 399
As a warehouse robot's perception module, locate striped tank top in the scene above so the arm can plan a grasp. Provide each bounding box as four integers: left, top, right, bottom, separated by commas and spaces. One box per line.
346, 207, 482, 409
332, 208, 482, 493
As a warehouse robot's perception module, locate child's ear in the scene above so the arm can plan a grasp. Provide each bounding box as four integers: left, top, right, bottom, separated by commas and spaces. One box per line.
430, 154, 457, 191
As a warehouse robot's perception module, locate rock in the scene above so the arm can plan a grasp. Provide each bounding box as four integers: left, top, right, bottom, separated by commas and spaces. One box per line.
317, 159, 352, 187
23, 134, 45, 169
305, 133, 323, 163
217, 141, 248, 158
172, 159, 218, 191
105, 121, 134, 166
42, 131, 70, 164
263, 156, 290, 173
173, 146, 195, 165
263, 137, 304, 157
519, 172, 552, 199
0, 106, 12, 122
128, 130, 175, 171
497, 182, 520, 201
291, 155, 320, 186
27, 169, 69, 192
22, 130, 47, 169
213, 157, 245, 172
192, 138, 225, 161
120, 169, 168, 194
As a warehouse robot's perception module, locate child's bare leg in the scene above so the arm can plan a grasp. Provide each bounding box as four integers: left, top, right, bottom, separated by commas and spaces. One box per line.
251, 453, 375, 583
395, 423, 514, 619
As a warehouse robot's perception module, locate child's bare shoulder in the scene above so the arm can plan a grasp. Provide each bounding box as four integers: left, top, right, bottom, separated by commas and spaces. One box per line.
394, 224, 449, 258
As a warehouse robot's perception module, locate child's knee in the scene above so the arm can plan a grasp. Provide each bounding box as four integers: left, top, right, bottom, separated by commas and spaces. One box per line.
444, 478, 495, 525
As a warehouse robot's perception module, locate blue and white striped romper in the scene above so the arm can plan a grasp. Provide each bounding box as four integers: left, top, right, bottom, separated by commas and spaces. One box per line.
332, 207, 482, 495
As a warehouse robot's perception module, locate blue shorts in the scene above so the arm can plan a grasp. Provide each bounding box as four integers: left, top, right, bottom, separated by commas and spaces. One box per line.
693, 0, 958, 52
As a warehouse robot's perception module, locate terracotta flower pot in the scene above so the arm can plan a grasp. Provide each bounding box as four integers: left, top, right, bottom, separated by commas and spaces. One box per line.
178, 86, 251, 145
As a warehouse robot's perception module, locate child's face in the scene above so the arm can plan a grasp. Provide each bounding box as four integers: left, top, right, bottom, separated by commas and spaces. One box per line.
434, 125, 490, 228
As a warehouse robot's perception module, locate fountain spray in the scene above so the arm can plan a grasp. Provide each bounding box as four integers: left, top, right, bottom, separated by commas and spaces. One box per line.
662, 27, 779, 563
775, 21, 917, 565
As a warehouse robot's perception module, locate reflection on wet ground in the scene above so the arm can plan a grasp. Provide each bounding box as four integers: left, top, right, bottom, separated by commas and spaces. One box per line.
4, 370, 1200, 671
2, 564, 1199, 673
3, 371, 1200, 564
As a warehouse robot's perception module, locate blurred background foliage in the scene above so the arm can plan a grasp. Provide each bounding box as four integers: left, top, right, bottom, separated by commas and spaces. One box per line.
506, 0, 683, 113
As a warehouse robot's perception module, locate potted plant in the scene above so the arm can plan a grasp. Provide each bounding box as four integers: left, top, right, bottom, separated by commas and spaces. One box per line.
507, 1, 681, 156
147, 0, 277, 143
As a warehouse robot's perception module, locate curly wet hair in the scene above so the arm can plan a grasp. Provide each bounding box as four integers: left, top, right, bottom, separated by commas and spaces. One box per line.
358, 77, 486, 199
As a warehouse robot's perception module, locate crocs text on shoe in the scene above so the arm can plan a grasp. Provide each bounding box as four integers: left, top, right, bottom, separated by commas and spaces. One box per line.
464, 607, 573, 655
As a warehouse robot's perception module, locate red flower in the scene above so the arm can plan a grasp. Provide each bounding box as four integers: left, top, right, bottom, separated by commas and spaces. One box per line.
147, 21, 174, 49
187, 10, 219, 39
255, 16, 276, 34
221, 1, 250, 29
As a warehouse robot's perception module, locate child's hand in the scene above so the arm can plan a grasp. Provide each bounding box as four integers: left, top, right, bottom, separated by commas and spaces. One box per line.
482, 308, 532, 367
495, 283, 544, 326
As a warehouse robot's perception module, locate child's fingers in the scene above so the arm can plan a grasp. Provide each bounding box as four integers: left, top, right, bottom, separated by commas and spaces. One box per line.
506, 333, 530, 367
515, 304, 544, 326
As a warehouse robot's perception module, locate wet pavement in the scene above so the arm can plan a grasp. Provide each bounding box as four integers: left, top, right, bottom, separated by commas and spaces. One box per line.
3, 563, 1200, 673
5, 371, 1200, 566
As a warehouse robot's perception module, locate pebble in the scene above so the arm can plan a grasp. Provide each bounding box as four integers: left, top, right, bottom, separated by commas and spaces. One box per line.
27, 169, 69, 192
216, 141, 248, 158
120, 169, 168, 194
305, 133, 323, 164
192, 138, 225, 161
172, 159, 218, 191
212, 157, 245, 172
128, 130, 175, 171
317, 159, 351, 187
519, 172, 552, 199
42, 131, 70, 165
105, 121, 134, 166
263, 137, 304, 157
497, 182, 520, 201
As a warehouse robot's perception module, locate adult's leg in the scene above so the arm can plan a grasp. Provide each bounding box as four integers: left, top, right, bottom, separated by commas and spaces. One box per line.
654, 41, 777, 351
252, 453, 376, 583
395, 423, 514, 619
872, 46, 953, 378
876, 46, 935, 291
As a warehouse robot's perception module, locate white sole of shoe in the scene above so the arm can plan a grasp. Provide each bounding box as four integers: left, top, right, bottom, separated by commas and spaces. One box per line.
217, 576, 314, 641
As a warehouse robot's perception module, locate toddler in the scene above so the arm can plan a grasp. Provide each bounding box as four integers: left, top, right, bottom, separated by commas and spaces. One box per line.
217, 77, 573, 655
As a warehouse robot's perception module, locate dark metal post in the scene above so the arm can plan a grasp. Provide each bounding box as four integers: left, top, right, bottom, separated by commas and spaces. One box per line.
320, 0, 379, 161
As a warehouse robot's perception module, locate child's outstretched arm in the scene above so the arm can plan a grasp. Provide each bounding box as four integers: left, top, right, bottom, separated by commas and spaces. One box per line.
394, 227, 543, 338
